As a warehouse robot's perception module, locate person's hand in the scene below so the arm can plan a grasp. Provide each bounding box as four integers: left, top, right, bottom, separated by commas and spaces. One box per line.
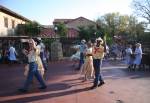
22, 49, 28, 56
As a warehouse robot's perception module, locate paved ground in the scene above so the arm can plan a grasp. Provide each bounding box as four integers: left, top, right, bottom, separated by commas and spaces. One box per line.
0, 60, 150, 103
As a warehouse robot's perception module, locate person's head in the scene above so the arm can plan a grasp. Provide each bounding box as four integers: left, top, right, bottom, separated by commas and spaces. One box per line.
96, 37, 103, 46
87, 41, 92, 48
36, 37, 42, 45
81, 39, 86, 44
28, 39, 36, 48
136, 43, 141, 48
127, 44, 132, 48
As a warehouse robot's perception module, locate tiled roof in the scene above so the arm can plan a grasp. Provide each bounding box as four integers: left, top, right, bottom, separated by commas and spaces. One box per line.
0, 5, 31, 22
53, 16, 96, 25
53, 19, 73, 24
40, 27, 55, 37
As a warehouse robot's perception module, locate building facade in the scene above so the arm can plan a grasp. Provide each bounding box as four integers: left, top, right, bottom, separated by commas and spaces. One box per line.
0, 5, 31, 36
53, 17, 97, 38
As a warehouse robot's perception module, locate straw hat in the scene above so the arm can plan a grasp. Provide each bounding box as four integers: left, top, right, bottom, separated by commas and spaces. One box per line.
96, 37, 103, 44
37, 37, 42, 41
81, 39, 86, 43
136, 43, 141, 47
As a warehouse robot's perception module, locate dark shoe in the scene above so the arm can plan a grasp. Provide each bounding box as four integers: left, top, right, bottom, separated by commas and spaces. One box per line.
98, 81, 105, 87
38, 86, 47, 90
75, 67, 80, 70
128, 66, 131, 69
90, 85, 97, 89
18, 88, 27, 93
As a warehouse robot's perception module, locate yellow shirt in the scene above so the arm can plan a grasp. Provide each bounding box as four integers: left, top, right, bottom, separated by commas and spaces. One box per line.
92, 45, 105, 59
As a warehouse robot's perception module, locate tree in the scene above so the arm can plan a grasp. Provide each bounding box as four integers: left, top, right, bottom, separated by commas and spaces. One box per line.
55, 23, 68, 37
96, 13, 146, 44
132, 0, 150, 24
78, 25, 96, 41
15, 21, 41, 37
78, 26, 89, 40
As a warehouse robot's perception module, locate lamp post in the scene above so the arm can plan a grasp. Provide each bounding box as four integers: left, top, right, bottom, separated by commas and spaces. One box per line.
37, 25, 40, 36
54, 26, 58, 40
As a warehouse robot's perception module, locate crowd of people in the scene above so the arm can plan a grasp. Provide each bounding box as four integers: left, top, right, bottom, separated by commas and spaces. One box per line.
0, 38, 50, 65
70, 38, 144, 89
0, 38, 49, 92
0, 37, 144, 92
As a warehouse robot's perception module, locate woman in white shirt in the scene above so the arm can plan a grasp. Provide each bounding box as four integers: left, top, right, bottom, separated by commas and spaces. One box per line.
133, 43, 143, 69
125, 44, 133, 68
8, 44, 17, 63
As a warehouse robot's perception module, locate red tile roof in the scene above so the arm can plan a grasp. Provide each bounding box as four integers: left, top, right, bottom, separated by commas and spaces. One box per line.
0, 5, 31, 22
40, 28, 55, 37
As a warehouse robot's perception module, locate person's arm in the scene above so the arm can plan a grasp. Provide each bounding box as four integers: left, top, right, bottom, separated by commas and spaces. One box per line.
14, 48, 18, 56
22, 49, 28, 57
29, 39, 37, 51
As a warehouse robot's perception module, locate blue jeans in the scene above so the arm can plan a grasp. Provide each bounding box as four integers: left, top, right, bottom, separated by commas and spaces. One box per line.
93, 59, 104, 86
78, 52, 84, 69
23, 62, 46, 90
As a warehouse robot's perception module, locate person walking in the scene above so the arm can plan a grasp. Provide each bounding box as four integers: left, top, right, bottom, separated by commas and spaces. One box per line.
18, 39, 47, 93
91, 37, 106, 89
8, 43, 17, 64
133, 43, 143, 70
125, 44, 134, 69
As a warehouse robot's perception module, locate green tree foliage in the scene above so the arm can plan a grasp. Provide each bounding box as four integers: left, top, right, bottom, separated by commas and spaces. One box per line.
15, 21, 40, 37
55, 23, 68, 37
96, 13, 145, 44
78, 25, 96, 41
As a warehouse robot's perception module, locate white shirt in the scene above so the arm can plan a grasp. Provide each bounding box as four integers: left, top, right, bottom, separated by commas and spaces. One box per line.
27, 50, 37, 63
40, 43, 45, 52
9, 46, 17, 60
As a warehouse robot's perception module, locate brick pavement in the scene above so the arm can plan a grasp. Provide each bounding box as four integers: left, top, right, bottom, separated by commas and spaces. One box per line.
0, 60, 150, 103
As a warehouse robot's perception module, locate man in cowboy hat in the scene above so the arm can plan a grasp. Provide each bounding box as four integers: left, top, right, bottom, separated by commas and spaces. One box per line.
91, 37, 106, 89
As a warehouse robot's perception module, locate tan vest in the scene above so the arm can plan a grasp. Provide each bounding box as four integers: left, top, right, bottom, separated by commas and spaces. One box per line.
92, 45, 105, 59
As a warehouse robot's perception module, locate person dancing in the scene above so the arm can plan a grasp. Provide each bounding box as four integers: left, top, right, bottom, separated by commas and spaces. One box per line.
18, 39, 47, 93
91, 37, 105, 89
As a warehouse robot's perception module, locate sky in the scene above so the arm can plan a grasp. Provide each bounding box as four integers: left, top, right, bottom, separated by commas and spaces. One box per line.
0, 0, 133, 25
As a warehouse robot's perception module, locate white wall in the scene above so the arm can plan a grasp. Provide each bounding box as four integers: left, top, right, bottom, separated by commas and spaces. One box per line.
0, 12, 26, 36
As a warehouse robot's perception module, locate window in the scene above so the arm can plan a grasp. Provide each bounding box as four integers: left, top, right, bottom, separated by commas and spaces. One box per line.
12, 20, 15, 28
4, 17, 8, 28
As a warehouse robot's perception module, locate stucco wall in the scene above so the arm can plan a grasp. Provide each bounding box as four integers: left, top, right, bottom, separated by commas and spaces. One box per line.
0, 12, 26, 36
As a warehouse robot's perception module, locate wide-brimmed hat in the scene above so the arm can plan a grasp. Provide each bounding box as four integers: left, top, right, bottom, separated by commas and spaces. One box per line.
81, 39, 86, 43
96, 37, 103, 44
136, 43, 141, 47
37, 37, 42, 41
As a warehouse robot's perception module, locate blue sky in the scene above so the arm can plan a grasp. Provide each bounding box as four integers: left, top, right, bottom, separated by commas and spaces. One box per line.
0, 0, 133, 25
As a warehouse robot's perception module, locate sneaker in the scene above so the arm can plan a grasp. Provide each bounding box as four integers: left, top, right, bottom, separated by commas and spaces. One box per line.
75, 67, 80, 70
18, 88, 27, 93
38, 86, 47, 90
98, 82, 105, 87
